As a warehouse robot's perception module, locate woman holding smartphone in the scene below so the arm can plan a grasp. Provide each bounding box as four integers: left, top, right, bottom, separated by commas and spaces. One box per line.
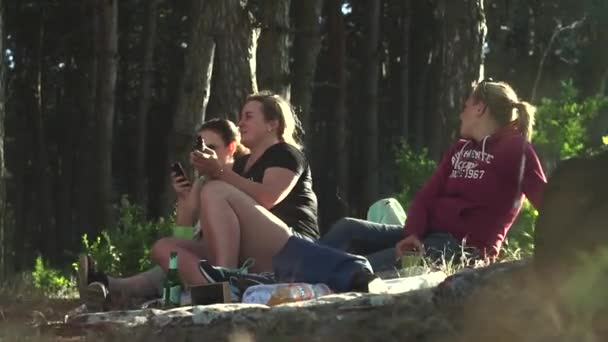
78, 118, 247, 308
153, 91, 321, 284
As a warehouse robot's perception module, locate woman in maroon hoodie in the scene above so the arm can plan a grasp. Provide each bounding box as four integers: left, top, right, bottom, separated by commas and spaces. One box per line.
319, 80, 547, 270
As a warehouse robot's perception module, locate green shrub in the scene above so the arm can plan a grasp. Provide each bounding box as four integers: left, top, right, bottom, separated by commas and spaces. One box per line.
31, 255, 75, 296
534, 79, 608, 171
394, 143, 437, 208
502, 200, 538, 259
81, 196, 175, 277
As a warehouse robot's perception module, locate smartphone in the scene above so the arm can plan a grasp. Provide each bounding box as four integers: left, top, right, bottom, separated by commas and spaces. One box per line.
194, 136, 205, 152
170, 162, 187, 179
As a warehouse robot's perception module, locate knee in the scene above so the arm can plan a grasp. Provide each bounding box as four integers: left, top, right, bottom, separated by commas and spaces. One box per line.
330, 217, 360, 235
199, 180, 232, 206
150, 237, 173, 264
321, 217, 360, 243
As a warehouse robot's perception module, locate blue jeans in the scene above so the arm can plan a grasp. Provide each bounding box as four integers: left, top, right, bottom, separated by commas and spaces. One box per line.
318, 218, 466, 272
272, 236, 373, 292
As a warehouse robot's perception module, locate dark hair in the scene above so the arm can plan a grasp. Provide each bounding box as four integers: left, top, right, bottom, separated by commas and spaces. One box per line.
472, 80, 536, 141
197, 118, 248, 158
244, 91, 303, 149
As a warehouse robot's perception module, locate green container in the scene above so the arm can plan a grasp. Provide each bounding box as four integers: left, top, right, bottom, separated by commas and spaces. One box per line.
172, 225, 193, 240
400, 252, 422, 269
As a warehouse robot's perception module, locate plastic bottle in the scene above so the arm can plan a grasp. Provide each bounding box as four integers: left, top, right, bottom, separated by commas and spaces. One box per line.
241, 283, 332, 306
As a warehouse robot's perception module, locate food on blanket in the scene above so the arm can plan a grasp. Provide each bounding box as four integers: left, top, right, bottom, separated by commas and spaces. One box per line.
242, 283, 332, 306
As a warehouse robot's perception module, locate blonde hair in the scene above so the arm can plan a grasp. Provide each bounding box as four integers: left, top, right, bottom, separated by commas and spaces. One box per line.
472, 81, 536, 141
245, 91, 302, 149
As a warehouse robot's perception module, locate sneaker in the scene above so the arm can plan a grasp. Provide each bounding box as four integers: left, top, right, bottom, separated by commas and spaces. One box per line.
198, 258, 256, 283
84, 282, 109, 312
77, 254, 109, 301
199, 259, 276, 288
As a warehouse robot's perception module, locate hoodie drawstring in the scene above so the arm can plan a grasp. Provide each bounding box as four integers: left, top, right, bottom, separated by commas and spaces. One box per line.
481, 135, 490, 161
455, 136, 490, 170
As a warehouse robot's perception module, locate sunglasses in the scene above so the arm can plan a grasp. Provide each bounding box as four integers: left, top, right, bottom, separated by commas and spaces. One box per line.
478, 78, 494, 101
477, 78, 494, 113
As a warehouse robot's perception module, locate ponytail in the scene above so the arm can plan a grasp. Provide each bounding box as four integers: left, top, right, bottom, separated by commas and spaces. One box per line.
233, 143, 249, 159
513, 101, 536, 142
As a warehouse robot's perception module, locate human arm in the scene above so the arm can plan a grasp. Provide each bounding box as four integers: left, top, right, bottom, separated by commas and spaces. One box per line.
403, 143, 459, 238
521, 143, 547, 209
190, 144, 305, 209
215, 167, 299, 209
169, 164, 204, 227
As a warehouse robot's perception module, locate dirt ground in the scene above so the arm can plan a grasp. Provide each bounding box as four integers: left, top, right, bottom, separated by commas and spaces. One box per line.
0, 293, 88, 341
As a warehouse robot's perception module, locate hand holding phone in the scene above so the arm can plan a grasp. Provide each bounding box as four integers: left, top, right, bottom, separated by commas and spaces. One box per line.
170, 162, 191, 198
194, 136, 206, 152
171, 162, 187, 179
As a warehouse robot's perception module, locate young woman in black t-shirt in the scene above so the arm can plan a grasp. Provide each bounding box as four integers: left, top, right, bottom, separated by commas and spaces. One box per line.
188, 91, 320, 277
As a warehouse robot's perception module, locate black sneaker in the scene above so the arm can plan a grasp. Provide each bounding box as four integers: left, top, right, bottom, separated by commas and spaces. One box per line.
84, 282, 109, 312
77, 254, 108, 300
199, 259, 275, 285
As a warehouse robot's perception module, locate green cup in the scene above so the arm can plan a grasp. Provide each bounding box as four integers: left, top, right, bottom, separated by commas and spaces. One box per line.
172, 225, 193, 240
400, 252, 422, 269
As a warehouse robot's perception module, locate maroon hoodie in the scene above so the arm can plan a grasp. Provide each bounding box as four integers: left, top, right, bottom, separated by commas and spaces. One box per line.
405, 128, 547, 258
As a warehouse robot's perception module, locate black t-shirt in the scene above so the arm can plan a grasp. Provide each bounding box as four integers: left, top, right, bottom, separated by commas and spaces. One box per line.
232, 143, 319, 240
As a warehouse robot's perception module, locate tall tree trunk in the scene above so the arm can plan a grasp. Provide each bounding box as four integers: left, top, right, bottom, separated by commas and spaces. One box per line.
363, 0, 381, 206
256, 0, 291, 99
400, 0, 412, 140
291, 0, 323, 147
327, 0, 348, 217
94, 0, 118, 231
9, 4, 53, 266
428, 0, 486, 158
148, 0, 192, 219
135, 0, 159, 208
162, 0, 216, 215
0, 0, 7, 278
579, 1, 608, 97
75, 0, 99, 239
32, 10, 57, 262
171, 0, 215, 167
206, 0, 259, 122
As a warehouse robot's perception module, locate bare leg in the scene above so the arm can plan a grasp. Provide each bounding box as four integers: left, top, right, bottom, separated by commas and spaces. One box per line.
151, 238, 209, 286
107, 266, 165, 298
199, 180, 292, 273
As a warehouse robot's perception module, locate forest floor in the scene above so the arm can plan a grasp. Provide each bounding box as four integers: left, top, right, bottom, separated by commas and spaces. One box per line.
0, 275, 86, 341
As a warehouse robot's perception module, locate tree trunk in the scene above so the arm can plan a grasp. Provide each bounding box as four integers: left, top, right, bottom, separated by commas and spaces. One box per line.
32, 10, 57, 262
9, 4, 52, 268
363, 0, 381, 206
578, 1, 608, 97
0, 0, 6, 278
147, 0, 193, 219
171, 0, 216, 171
256, 0, 291, 99
135, 0, 159, 208
291, 0, 323, 147
93, 0, 118, 231
400, 0, 412, 140
327, 0, 348, 218
428, 0, 486, 158
75, 0, 99, 240
206, 0, 259, 122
